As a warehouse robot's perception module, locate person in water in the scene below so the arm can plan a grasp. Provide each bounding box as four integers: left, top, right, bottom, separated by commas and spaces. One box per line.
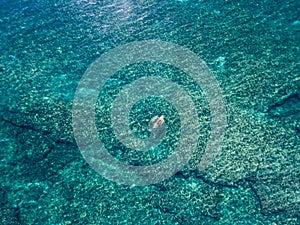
152, 115, 165, 129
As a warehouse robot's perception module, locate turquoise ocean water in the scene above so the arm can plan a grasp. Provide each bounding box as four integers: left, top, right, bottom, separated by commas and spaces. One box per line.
1, 0, 299, 224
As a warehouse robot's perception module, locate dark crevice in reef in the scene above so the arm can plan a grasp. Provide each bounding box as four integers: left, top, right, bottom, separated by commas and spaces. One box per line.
1, 112, 51, 135
1, 113, 81, 182
267, 93, 300, 118
1, 112, 75, 146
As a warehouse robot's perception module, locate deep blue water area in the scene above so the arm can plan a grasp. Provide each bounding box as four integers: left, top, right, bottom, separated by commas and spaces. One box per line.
1, 0, 299, 224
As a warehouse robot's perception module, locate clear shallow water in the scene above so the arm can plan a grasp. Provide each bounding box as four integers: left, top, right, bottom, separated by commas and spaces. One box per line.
1, 0, 299, 224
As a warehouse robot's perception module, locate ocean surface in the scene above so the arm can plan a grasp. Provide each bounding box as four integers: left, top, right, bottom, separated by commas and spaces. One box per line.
1, 0, 299, 224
